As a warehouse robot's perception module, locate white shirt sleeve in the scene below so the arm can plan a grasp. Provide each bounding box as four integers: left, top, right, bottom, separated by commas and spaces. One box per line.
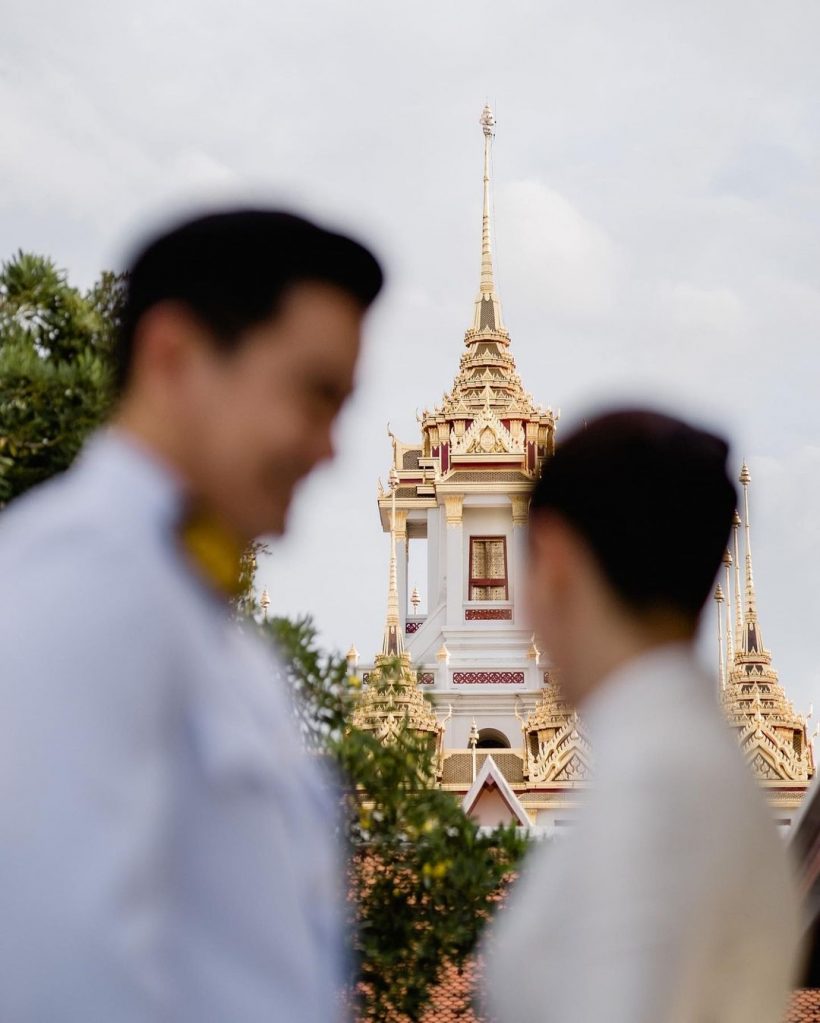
0, 547, 175, 1022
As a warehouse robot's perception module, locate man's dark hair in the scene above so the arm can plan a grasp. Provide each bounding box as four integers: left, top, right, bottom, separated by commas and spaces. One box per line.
116, 208, 384, 393
529, 409, 737, 620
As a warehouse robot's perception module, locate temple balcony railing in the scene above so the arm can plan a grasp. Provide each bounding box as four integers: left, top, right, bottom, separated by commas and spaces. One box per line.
463, 601, 513, 623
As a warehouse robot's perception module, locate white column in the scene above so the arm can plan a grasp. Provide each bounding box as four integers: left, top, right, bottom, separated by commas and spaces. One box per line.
395, 510, 408, 631
443, 496, 464, 628
427, 508, 441, 609
511, 495, 529, 627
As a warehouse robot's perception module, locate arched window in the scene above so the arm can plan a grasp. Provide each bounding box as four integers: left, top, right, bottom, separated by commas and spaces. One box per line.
476, 728, 511, 750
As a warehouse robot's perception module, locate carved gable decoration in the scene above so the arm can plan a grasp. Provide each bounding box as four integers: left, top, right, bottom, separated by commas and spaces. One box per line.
528, 716, 594, 784
451, 408, 522, 456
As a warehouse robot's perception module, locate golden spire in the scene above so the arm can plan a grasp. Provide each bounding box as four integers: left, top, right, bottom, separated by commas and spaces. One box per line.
381, 468, 404, 657
739, 462, 764, 656
732, 508, 744, 652
722, 548, 735, 667
470, 104, 507, 339
740, 463, 757, 620
715, 583, 726, 688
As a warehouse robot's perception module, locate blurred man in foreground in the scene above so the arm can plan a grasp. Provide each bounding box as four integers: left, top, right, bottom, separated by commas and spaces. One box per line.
0, 210, 382, 1021
484, 410, 800, 1023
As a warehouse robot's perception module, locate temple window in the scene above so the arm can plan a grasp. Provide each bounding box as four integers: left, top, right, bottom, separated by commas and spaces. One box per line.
476, 728, 511, 749
469, 536, 508, 601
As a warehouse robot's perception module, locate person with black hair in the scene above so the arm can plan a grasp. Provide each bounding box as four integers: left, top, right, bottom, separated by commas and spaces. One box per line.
484, 410, 801, 1023
0, 209, 383, 1021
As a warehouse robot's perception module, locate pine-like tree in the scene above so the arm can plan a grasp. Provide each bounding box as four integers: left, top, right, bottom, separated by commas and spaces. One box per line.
0, 252, 125, 505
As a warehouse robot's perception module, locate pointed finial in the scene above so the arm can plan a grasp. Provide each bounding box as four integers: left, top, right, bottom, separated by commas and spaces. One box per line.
259, 588, 271, 618
732, 509, 743, 651
480, 104, 496, 136
346, 644, 359, 668
469, 104, 506, 338
723, 548, 735, 669
380, 466, 404, 657
715, 584, 726, 689
410, 586, 421, 614
740, 463, 758, 626
436, 642, 450, 664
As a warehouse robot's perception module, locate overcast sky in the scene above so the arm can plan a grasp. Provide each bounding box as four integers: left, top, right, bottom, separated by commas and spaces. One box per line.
3, 0, 820, 715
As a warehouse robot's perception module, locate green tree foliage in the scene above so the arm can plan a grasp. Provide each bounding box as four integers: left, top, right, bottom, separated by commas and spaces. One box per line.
0, 252, 125, 505
266, 615, 529, 1022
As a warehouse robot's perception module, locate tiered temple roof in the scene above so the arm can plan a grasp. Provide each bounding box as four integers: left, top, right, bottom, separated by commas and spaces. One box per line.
377, 105, 556, 532
716, 464, 815, 787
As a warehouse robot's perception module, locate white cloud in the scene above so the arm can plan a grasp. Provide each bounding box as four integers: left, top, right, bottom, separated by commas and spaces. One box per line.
496, 180, 620, 318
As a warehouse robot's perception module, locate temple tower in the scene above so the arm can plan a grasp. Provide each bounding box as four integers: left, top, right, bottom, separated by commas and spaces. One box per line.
366, 107, 587, 831
717, 463, 815, 827
360, 108, 812, 834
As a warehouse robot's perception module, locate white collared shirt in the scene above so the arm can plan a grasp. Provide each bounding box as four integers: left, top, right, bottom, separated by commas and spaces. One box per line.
484, 644, 801, 1023
0, 432, 345, 1022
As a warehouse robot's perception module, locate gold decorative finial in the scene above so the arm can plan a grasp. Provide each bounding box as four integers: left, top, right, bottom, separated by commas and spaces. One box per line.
410, 586, 421, 614
715, 584, 725, 689
259, 588, 271, 618
469, 104, 506, 338
346, 644, 359, 668
480, 104, 496, 136
740, 463, 758, 626
723, 548, 735, 668
381, 466, 404, 657
732, 510, 743, 651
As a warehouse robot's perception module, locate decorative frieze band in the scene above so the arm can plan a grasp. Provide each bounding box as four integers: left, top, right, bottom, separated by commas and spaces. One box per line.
465, 607, 513, 621
418, 672, 435, 685
405, 621, 422, 634
452, 670, 524, 685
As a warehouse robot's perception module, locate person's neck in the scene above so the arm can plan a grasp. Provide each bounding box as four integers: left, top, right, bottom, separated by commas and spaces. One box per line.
112, 401, 251, 546
568, 605, 695, 710
113, 398, 191, 481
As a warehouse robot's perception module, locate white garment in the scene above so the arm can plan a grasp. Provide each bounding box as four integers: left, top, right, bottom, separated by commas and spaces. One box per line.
484, 645, 801, 1023
0, 432, 345, 1023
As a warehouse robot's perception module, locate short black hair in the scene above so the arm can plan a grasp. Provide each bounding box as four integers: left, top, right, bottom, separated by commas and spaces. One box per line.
116, 208, 384, 393
529, 409, 737, 620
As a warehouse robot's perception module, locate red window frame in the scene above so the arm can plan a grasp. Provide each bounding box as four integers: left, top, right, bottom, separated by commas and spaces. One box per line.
469, 535, 508, 601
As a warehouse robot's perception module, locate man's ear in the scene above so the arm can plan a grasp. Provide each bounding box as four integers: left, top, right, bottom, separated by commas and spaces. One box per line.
130, 302, 210, 391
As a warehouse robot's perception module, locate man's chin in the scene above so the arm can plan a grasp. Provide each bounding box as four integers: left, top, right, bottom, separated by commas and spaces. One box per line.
257, 503, 289, 540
